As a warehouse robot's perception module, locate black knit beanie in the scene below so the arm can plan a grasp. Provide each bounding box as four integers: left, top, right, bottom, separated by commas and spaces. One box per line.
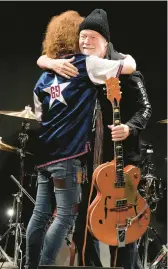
79, 9, 110, 42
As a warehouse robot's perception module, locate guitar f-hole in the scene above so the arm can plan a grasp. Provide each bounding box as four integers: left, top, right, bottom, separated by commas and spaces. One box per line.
99, 196, 111, 224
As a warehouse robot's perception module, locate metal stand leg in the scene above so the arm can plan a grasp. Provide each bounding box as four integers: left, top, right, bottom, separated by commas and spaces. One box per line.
0, 246, 13, 263
142, 228, 150, 269
0, 194, 18, 268
0, 177, 35, 269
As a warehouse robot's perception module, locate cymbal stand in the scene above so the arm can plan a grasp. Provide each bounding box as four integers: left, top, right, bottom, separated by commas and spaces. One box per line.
14, 121, 32, 268
0, 121, 35, 269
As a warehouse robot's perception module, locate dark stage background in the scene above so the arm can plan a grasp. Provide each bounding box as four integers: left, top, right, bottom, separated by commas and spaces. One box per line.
0, 0, 167, 264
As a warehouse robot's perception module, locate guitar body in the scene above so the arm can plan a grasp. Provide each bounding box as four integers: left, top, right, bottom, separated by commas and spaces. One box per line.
88, 160, 150, 246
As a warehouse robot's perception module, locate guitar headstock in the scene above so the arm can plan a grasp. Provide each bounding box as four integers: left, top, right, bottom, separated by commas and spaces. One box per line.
105, 77, 121, 105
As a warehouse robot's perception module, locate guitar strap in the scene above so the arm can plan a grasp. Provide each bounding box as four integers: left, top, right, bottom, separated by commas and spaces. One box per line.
93, 98, 104, 170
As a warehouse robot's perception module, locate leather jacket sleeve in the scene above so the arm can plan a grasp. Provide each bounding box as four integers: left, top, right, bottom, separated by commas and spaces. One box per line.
124, 71, 152, 136
105, 44, 152, 137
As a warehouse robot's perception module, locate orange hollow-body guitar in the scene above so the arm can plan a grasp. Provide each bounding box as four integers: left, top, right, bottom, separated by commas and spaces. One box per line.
88, 77, 150, 247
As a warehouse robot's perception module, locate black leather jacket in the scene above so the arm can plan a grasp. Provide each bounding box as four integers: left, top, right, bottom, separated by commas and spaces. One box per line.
97, 43, 152, 166
97, 69, 152, 166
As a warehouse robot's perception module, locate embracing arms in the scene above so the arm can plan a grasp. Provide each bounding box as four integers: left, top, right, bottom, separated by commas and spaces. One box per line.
37, 53, 136, 79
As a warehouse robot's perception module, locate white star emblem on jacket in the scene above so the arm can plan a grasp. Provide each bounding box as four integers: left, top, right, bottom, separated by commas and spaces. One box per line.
43, 76, 70, 108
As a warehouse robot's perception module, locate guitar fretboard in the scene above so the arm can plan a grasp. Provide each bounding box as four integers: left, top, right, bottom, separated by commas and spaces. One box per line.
113, 104, 125, 187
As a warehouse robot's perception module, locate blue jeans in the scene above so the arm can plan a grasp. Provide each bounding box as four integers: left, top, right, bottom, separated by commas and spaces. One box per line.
25, 158, 82, 269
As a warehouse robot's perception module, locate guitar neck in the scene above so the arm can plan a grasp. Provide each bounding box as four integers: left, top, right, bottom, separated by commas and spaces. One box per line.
113, 103, 125, 186
105, 76, 125, 186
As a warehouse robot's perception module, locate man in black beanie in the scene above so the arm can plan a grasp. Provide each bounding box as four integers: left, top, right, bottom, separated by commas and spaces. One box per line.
37, 9, 151, 269
75, 10, 148, 269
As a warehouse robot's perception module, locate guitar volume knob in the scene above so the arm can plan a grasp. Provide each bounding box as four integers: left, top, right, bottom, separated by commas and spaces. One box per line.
134, 173, 138, 179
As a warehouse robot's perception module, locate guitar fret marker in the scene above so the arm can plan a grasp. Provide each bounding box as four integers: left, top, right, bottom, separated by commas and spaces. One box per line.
116, 146, 122, 149
115, 120, 120, 124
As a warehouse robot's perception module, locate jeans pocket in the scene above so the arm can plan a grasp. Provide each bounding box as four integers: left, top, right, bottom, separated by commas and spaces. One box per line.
37, 169, 50, 184
48, 161, 67, 180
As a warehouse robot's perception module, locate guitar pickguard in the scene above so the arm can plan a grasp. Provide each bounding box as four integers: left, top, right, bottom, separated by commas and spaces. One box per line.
124, 173, 138, 205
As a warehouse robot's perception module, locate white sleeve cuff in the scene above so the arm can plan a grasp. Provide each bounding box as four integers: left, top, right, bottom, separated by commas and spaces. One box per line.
86, 55, 121, 84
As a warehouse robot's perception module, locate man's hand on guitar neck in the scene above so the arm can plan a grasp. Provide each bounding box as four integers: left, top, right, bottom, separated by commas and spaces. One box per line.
108, 124, 130, 141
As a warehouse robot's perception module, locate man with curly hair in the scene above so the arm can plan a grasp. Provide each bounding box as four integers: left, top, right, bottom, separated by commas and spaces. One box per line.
25, 10, 136, 269
36, 9, 151, 269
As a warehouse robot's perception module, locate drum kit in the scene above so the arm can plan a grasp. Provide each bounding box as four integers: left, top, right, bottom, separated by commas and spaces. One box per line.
0, 106, 36, 269
0, 106, 167, 269
138, 140, 167, 268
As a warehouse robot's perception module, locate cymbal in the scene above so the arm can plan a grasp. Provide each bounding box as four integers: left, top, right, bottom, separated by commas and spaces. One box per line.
0, 137, 33, 155
157, 119, 168, 124
0, 137, 17, 152
0, 105, 36, 120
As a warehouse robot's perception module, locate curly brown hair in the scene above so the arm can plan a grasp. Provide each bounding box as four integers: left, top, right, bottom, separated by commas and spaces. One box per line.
42, 10, 84, 59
